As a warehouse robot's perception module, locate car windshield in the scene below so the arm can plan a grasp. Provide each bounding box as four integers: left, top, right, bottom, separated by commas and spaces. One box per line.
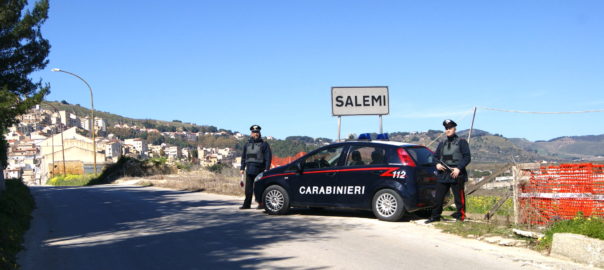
405, 146, 434, 166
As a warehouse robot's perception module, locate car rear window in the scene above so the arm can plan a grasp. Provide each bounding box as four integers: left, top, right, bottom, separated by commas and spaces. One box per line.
404, 146, 434, 166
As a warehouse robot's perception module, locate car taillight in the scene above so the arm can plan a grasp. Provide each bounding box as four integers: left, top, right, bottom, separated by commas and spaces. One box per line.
397, 148, 416, 167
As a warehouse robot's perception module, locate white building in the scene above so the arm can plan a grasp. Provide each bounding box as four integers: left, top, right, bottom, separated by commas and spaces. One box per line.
148, 144, 163, 157
81, 116, 107, 132
39, 127, 106, 179
105, 141, 122, 162
124, 138, 148, 157
217, 147, 231, 157
165, 146, 179, 160
30, 131, 48, 145
53, 111, 79, 127
95, 118, 107, 132
181, 148, 190, 159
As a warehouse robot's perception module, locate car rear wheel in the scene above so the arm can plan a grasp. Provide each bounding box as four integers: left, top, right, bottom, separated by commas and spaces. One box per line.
263, 185, 290, 215
372, 189, 405, 221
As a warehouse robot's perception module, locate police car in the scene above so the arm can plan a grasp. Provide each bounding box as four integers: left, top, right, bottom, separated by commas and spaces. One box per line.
253, 134, 438, 221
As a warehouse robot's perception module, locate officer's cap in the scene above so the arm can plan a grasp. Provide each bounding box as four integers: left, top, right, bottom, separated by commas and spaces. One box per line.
443, 119, 457, 129
250, 125, 262, 133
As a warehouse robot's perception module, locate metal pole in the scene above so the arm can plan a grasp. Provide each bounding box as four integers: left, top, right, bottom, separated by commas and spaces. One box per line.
337, 116, 341, 142
512, 165, 520, 225
379, 115, 383, 134
60, 124, 66, 176
468, 106, 477, 144
51, 69, 97, 174
50, 127, 55, 178
46, 102, 67, 177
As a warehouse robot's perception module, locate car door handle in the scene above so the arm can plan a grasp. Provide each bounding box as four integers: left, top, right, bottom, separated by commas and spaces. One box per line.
326, 172, 337, 177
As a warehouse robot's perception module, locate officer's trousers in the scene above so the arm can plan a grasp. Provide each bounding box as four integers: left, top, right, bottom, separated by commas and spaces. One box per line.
431, 178, 466, 220
242, 174, 258, 207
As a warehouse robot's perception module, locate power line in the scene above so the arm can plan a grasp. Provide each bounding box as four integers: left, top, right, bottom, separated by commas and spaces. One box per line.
479, 107, 604, 114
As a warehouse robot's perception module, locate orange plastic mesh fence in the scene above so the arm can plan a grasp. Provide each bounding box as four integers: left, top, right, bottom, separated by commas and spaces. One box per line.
270, 152, 307, 168
518, 163, 604, 225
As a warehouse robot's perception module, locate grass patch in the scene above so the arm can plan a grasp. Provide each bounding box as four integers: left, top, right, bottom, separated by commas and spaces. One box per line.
48, 174, 97, 186
434, 213, 604, 252
435, 219, 515, 238
0, 179, 35, 270
537, 214, 604, 251
445, 195, 513, 216
130, 167, 244, 196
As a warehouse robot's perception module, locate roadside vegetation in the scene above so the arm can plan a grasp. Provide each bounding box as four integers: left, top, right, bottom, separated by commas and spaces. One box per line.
0, 179, 35, 270
436, 200, 604, 252
445, 195, 513, 216
435, 220, 519, 239
48, 174, 97, 186
135, 166, 243, 196
537, 214, 604, 251
87, 156, 175, 186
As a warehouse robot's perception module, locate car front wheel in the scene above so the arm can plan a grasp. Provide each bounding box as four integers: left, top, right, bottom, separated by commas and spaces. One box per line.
372, 189, 405, 221
263, 185, 290, 215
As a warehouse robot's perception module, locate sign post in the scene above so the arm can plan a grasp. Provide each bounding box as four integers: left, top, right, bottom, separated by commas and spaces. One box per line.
331, 86, 389, 141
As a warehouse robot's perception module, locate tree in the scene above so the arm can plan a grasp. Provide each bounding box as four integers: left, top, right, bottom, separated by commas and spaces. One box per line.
1, 0, 51, 190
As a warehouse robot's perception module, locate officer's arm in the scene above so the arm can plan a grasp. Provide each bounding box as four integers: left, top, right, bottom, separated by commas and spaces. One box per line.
457, 139, 472, 169
264, 143, 272, 171
240, 144, 247, 171
434, 142, 443, 159
433, 142, 446, 171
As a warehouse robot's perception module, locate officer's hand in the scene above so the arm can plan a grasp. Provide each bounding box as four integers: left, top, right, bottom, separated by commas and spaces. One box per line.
436, 163, 446, 171
240, 170, 244, 175
451, 168, 461, 178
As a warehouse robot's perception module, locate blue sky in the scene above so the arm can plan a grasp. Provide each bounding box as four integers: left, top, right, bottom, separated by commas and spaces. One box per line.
35, 1, 604, 141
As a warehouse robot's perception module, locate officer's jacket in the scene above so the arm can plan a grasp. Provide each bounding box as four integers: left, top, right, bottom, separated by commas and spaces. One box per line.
434, 135, 471, 182
240, 138, 272, 175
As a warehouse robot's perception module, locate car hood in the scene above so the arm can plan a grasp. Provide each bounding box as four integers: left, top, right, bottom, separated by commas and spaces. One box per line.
265, 165, 288, 176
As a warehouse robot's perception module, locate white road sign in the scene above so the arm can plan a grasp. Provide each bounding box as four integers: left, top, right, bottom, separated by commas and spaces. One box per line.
331, 86, 389, 116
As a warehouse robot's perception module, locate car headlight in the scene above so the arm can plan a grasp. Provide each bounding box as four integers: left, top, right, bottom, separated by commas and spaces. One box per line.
254, 172, 264, 182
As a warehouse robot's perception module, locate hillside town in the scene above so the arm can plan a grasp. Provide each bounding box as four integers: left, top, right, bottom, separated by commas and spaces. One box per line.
3, 105, 245, 185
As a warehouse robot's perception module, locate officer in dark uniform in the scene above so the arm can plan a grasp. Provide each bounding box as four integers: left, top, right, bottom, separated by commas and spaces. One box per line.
426, 119, 471, 223
239, 125, 272, 209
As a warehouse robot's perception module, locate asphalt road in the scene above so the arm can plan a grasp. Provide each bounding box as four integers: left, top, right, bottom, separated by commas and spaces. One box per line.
18, 184, 595, 270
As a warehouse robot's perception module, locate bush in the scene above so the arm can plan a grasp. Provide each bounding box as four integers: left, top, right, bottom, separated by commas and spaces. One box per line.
175, 161, 193, 171
87, 156, 144, 185
87, 156, 176, 185
206, 163, 225, 173
0, 179, 35, 270
537, 214, 604, 250
48, 174, 96, 186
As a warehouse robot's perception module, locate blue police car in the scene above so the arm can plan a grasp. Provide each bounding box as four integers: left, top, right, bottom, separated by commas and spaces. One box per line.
253, 137, 438, 221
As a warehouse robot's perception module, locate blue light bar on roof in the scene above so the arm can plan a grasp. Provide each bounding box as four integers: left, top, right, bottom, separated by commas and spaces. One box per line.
376, 133, 389, 140
358, 133, 371, 140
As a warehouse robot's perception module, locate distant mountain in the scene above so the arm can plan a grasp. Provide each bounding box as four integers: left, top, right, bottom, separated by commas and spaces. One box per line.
390, 129, 603, 163
510, 135, 604, 161
457, 129, 492, 138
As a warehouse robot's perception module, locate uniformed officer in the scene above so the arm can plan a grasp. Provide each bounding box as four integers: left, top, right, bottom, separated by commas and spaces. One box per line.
239, 125, 272, 209
426, 119, 471, 223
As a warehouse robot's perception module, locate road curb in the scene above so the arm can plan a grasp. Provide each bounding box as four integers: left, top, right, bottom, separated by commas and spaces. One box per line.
551, 233, 604, 268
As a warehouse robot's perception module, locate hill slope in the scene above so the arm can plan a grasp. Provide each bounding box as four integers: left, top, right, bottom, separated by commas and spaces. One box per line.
39, 102, 604, 162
